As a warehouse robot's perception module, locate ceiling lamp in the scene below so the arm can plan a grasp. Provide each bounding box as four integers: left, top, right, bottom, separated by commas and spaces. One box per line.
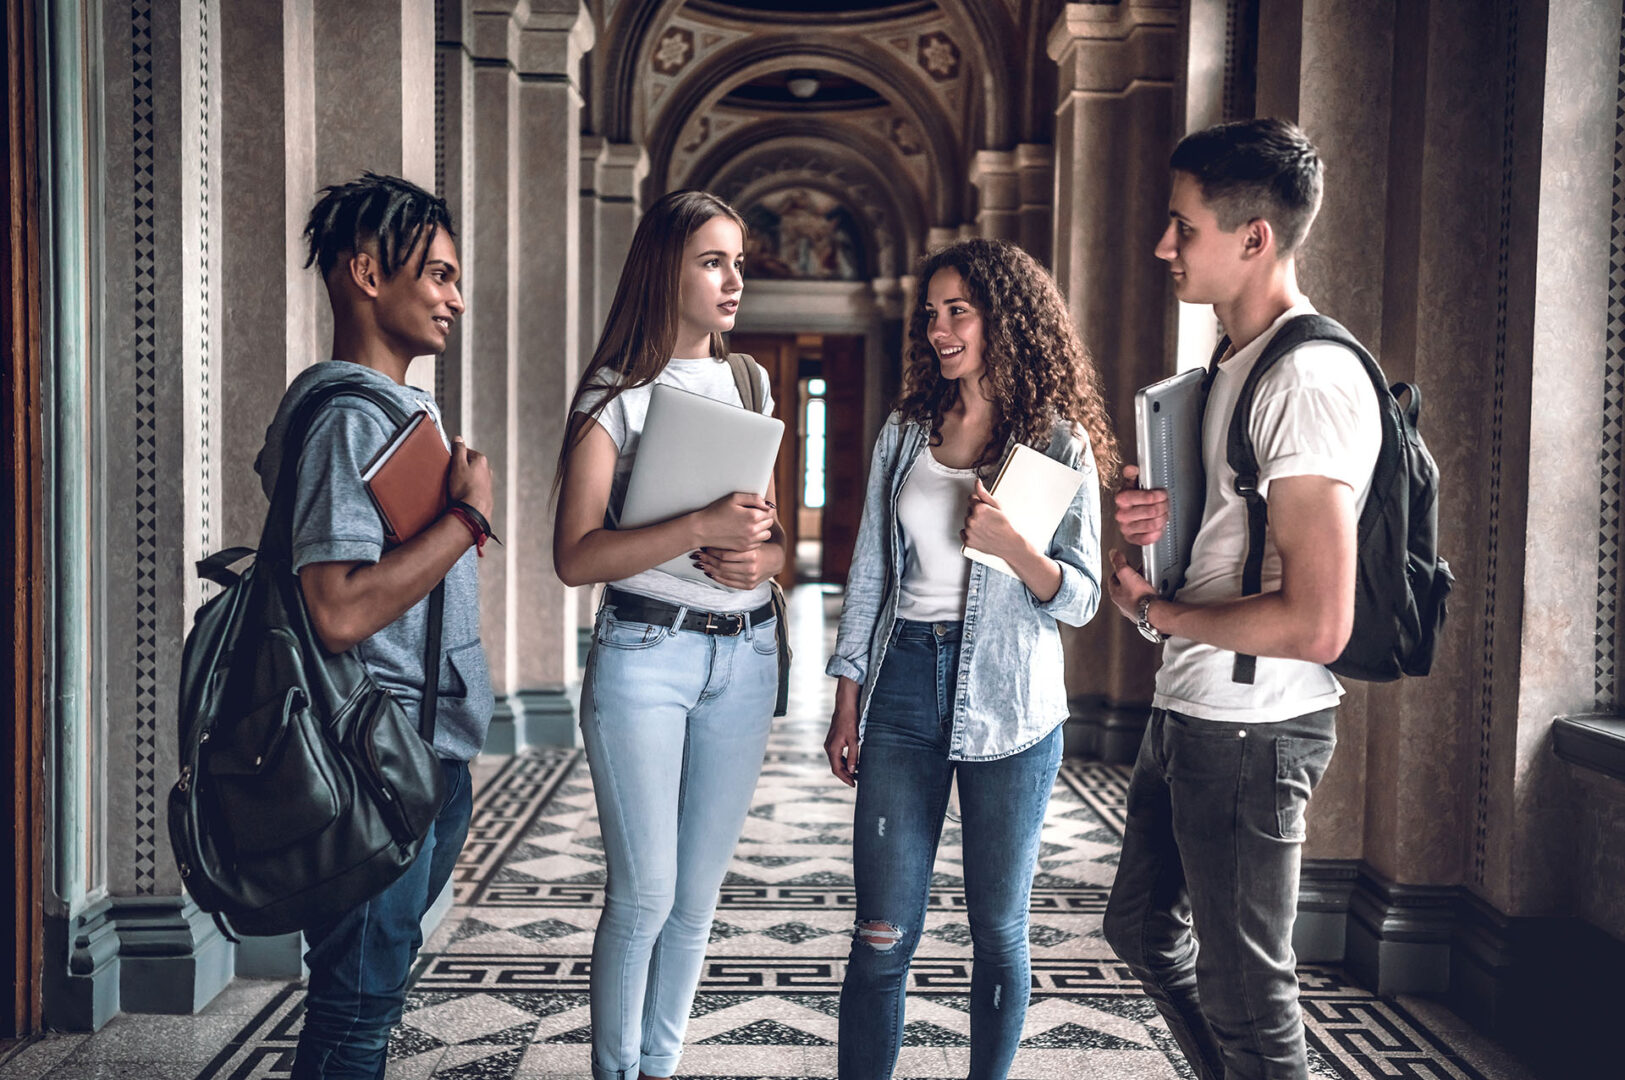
787, 75, 821, 99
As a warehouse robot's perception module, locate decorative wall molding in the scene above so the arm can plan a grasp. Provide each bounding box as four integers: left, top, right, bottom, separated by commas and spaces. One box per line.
1473, 0, 1518, 888
130, 0, 161, 898
1597, 2, 1625, 711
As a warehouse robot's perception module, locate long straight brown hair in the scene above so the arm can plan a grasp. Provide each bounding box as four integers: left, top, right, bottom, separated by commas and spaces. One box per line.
553, 189, 746, 496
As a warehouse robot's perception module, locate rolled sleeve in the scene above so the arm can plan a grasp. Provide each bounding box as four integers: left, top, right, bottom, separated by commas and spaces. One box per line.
826, 418, 903, 685
1032, 436, 1103, 627
289, 404, 392, 573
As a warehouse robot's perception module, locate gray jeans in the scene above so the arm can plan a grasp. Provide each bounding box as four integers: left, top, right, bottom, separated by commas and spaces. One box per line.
1103, 706, 1337, 1080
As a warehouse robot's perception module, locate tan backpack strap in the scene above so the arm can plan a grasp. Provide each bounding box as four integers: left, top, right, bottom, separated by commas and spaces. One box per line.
725, 352, 764, 413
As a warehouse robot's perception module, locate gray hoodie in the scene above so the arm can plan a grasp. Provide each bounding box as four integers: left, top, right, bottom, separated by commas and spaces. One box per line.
256, 360, 492, 761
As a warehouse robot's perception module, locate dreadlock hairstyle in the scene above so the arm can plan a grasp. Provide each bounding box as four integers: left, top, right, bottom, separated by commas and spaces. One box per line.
897, 238, 1120, 486
553, 189, 747, 498
303, 172, 457, 280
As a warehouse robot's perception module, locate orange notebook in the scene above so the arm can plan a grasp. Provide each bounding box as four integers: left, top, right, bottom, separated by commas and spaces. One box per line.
360, 410, 450, 543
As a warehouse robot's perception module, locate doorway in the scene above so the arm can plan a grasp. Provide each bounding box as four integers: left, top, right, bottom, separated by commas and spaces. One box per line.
728, 332, 866, 586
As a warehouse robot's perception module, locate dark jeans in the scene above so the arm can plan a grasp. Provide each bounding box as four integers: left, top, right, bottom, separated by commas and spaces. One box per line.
1103, 707, 1336, 1080
292, 757, 473, 1080
838, 620, 1064, 1080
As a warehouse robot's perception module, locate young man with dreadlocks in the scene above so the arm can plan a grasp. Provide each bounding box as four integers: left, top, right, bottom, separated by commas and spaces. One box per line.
255, 172, 496, 1078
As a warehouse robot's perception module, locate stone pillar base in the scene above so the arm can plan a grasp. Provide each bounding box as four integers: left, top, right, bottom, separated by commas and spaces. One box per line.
113, 896, 235, 1014
1064, 695, 1149, 763
516, 686, 579, 749
43, 899, 121, 1032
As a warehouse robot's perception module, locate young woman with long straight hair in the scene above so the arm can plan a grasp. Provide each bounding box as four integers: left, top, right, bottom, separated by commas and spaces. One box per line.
553, 190, 785, 1080
824, 238, 1119, 1080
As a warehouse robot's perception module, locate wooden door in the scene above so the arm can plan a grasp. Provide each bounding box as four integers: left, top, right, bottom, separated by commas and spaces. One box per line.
3, 0, 45, 1041
820, 335, 865, 583
728, 333, 799, 589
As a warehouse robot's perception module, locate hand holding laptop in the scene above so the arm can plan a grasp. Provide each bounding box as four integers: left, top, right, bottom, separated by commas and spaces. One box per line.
1115, 464, 1170, 545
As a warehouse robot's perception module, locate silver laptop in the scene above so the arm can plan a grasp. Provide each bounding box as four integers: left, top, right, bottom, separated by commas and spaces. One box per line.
1134, 368, 1207, 598
619, 383, 785, 585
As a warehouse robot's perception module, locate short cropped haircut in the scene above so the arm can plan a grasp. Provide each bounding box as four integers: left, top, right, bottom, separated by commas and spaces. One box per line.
1170, 118, 1323, 254
302, 172, 456, 279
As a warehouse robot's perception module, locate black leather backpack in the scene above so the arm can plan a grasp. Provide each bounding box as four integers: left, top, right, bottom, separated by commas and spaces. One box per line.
168, 382, 447, 937
1214, 314, 1453, 683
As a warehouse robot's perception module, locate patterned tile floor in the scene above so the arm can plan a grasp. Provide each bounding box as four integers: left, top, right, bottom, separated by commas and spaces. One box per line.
4, 587, 1540, 1080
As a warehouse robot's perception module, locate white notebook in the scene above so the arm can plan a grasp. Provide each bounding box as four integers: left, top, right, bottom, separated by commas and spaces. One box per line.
962, 443, 1089, 579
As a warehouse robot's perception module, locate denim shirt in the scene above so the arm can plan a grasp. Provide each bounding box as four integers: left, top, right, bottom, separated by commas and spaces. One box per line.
826, 412, 1103, 761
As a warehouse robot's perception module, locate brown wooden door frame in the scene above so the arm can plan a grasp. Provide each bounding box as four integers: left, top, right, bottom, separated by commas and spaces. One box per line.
3, 0, 47, 1042
818, 334, 865, 584
727, 333, 800, 589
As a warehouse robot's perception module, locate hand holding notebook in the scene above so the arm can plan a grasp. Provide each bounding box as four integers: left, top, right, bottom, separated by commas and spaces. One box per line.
962, 443, 1090, 578
360, 410, 450, 544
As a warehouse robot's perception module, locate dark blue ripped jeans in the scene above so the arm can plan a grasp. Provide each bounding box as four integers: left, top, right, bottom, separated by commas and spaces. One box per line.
838, 620, 1063, 1080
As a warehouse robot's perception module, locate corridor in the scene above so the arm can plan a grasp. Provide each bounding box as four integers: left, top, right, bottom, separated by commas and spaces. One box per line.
0, 590, 1535, 1080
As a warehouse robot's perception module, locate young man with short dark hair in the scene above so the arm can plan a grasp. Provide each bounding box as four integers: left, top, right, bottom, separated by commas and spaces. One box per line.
1104, 119, 1381, 1078
255, 173, 496, 1078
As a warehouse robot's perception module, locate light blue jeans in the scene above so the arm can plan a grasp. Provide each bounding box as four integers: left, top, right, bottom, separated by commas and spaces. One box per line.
580, 601, 778, 1080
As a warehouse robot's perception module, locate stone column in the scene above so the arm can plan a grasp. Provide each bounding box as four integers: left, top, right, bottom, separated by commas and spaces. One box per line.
1015, 142, 1055, 269
594, 141, 649, 330
1048, 0, 1180, 761
926, 224, 957, 251
969, 149, 1020, 243
85, 0, 234, 1022
465, 2, 525, 751
218, 0, 317, 553
311, 0, 437, 389
435, 0, 477, 430
574, 139, 646, 654
510, 1, 594, 745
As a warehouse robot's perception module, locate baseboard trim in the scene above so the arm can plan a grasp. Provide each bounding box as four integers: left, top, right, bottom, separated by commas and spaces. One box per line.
1065, 695, 1148, 764
42, 899, 120, 1031
1285, 860, 1622, 1077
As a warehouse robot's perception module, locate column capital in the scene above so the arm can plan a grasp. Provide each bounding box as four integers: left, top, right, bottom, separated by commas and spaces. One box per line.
581, 134, 605, 190
969, 148, 1018, 188
1048, 1, 1180, 94
594, 140, 649, 201
518, 1, 594, 79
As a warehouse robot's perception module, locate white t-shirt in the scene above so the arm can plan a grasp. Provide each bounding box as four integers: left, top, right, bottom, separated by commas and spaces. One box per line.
895, 449, 977, 623
573, 356, 776, 613
1153, 301, 1382, 723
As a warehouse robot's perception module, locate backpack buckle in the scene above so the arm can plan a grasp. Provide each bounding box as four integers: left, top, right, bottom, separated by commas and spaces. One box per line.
1233, 475, 1259, 497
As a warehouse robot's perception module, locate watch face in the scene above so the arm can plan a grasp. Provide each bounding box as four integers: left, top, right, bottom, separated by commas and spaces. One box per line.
1137, 622, 1164, 644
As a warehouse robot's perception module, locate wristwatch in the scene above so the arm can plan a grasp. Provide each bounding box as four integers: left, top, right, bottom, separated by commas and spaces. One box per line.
1135, 594, 1168, 643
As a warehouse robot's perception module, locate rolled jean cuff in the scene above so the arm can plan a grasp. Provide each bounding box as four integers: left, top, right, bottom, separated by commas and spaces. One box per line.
592, 1061, 641, 1080
642, 1051, 682, 1077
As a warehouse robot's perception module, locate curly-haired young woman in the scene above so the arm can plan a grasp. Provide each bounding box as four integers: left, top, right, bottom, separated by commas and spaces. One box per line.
824, 238, 1120, 1080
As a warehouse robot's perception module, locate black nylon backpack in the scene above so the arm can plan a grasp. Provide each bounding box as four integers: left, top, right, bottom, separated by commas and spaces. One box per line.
1215, 314, 1453, 683
168, 382, 447, 937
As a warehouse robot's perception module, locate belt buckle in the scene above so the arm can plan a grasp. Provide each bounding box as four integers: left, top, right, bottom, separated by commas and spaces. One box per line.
705, 611, 744, 636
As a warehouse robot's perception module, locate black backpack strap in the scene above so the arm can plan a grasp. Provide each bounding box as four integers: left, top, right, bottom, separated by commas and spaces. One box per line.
1226, 313, 1384, 683
421, 581, 445, 743
260, 381, 414, 560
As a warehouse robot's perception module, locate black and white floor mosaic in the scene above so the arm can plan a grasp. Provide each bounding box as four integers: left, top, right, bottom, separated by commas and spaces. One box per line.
3, 588, 1536, 1080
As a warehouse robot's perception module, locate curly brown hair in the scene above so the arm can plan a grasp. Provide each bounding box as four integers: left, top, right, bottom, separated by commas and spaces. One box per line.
898, 238, 1120, 484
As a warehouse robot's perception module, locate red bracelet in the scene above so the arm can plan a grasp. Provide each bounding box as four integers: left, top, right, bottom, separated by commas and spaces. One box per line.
447, 506, 487, 556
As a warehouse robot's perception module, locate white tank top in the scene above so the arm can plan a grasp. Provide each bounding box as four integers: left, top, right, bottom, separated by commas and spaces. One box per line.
895, 449, 977, 623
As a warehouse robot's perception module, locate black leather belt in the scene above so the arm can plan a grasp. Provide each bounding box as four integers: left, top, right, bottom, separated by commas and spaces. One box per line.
604, 587, 774, 637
